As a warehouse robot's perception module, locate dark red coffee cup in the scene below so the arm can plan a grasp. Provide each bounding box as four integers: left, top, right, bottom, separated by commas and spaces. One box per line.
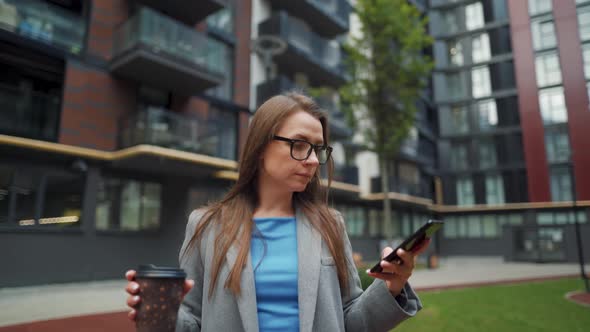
135, 264, 186, 332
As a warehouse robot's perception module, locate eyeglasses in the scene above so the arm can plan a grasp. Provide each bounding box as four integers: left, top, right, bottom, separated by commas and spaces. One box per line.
273, 135, 333, 165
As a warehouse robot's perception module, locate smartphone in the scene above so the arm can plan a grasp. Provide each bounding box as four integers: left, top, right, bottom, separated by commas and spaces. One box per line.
369, 219, 443, 273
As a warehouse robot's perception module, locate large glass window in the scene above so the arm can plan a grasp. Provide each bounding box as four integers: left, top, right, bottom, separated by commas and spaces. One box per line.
466, 2, 485, 30
471, 66, 491, 98
578, 6, 590, 41
368, 209, 381, 237
549, 167, 573, 202
545, 129, 570, 163
450, 143, 469, 170
468, 214, 482, 237
448, 39, 464, 66
447, 72, 468, 99
485, 174, 505, 204
531, 18, 556, 51
478, 99, 499, 130
583, 44, 590, 79
479, 139, 497, 168
457, 177, 475, 206
535, 52, 562, 87
528, 0, 552, 16
539, 87, 568, 124
472, 33, 491, 63
0, 164, 84, 228
444, 105, 470, 134
482, 214, 499, 237
96, 177, 162, 231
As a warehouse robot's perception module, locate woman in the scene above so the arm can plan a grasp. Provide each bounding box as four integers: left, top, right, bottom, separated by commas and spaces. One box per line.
125, 93, 430, 332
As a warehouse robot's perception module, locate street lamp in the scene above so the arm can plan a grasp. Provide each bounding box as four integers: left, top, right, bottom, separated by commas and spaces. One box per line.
568, 150, 590, 293
251, 35, 287, 80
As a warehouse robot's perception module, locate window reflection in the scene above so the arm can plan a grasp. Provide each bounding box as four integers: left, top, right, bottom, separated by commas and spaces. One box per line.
539, 87, 568, 124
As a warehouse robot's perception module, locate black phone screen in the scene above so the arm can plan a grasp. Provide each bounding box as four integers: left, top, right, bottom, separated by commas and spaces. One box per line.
369, 220, 443, 273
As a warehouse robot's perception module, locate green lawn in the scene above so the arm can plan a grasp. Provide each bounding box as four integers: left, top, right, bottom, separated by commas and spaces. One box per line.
393, 278, 589, 332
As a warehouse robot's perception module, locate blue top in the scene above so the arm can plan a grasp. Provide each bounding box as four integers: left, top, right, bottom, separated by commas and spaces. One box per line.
250, 217, 300, 332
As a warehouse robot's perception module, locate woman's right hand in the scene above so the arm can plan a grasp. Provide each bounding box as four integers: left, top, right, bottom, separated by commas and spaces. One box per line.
125, 269, 195, 321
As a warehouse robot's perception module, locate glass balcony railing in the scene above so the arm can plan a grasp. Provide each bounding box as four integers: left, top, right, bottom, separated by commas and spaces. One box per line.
321, 164, 359, 185
0, 83, 60, 141
119, 106, 238, 160
258, 12, 347, 86
111, 7, 226, 94
268, 0, 351, 37
0, 0, 85, 54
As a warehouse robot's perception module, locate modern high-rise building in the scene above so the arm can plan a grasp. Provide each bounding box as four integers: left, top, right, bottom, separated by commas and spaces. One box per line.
0, 0, 254, 287
429, 0, 590, 260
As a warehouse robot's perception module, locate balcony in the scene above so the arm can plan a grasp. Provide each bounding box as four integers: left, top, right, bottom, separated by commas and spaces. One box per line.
256, 76, 352, 138
0, 0, 85, 55
119, 106, 237, 160
110, 7, 226, 96
268, 0, 351, 37
321, 164, 359, 185
133, 0, 228, 25
258, 12, 347, 87
371, 176, 434, 200
0, 83, 60, 141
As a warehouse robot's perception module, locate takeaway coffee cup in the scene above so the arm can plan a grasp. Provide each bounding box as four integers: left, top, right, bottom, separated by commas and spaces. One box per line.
135, 264, 187, 332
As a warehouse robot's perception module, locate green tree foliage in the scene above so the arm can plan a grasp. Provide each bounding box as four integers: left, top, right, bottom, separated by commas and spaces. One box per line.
340, 0, 433, 232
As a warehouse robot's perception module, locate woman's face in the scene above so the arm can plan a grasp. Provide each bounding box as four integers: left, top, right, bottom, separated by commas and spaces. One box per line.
259, 110, 324, 193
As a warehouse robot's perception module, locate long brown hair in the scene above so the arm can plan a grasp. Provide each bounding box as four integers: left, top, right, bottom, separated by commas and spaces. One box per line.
181, 92, 349, 297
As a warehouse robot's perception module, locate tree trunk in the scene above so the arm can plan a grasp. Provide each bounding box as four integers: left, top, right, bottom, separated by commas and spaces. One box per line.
379, 155, 392, 249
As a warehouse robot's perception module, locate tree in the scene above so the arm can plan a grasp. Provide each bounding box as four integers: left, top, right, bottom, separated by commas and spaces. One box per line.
340, 0, 433, 238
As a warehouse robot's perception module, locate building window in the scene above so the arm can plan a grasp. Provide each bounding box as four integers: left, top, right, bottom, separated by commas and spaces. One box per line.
447, 72, 467, 99
545, 129, 571, 163
482, 214, 499, 237
472, 33, 491, 63
341, 206, 365, 237
528, 0, 552, 16
478, 139, 497, 168
583, 44, 590, 79
447, 105, 470, 134
0, 164, 84, 228
468, 214, 482, 237
471, 66, 491, 98
450, 143, 469, 170
485, 174, 505, 204
382, 210, 398, 238
448, 39, 464, 66
368, 209, 381, 237
535, 52, 562, 87
549, 167, 572, 201
96, 177, 162, 231
531, 18, 556, 50
477, 99, 498, 130
539, 87, 568, 124
578, 6, 590, 41
457, 177, 475, 206
465, 2, 485, 31
536, 210, 588, 225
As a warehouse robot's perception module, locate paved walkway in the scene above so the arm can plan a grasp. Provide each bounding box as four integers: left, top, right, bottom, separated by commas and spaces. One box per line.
1, 256, 589, 330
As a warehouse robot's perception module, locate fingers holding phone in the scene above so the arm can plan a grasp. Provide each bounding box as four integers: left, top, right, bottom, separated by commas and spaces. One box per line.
366, 238, 432, 296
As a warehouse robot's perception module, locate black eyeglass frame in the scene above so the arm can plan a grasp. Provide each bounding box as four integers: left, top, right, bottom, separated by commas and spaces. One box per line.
273, 135, 333, 165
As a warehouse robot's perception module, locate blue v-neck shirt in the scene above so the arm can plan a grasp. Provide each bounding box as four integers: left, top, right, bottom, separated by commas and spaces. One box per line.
251, 217, 300, 332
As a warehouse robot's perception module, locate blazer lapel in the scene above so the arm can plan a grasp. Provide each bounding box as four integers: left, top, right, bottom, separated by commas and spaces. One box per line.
296, 208, 321, 332
226, 242, 259, 332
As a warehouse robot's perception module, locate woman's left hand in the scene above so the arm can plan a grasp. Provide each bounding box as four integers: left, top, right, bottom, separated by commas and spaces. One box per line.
366, 238, 431, 296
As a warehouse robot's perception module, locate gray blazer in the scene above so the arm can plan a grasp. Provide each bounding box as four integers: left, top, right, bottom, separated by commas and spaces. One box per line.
176, 208, 422, 332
